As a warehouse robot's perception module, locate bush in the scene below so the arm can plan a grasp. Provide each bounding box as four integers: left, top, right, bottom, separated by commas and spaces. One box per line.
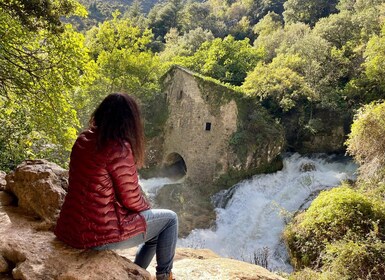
289, 268, 323, 280
284, 185, 385, 269
321, 238, 385, 280
346, 101, 385, 180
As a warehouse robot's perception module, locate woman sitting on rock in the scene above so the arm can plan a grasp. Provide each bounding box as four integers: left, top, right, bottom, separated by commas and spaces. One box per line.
55, 93, 178, 280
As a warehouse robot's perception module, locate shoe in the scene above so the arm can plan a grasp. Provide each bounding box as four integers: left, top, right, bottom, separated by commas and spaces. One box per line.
156, 271, 174, 280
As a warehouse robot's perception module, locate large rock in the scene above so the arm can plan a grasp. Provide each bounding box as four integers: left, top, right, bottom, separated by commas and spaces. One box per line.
0, 206, 151, 280
5, 160, 68, 227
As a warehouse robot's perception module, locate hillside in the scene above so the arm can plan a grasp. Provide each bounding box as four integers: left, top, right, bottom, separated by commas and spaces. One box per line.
67, 0, 160, 30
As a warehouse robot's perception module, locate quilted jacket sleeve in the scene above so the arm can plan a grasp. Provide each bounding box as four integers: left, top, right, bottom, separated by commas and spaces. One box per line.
107, 142, 150, 212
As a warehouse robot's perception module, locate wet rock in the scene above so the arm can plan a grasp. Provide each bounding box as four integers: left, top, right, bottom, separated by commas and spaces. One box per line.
5, 160, 68, 227
299, 162, 316, 172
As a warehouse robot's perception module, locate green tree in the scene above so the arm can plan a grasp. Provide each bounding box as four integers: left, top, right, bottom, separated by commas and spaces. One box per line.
364, 24, 385, 90
147, 0, 183, 41
283, 0, 339, 26
180, 35, 263, 85
83, 13, 161, 125
123, 0, 147, 29
313, 11, 359, 48
160, 27, 215, 64
0, 1, 90, 170
180, 1, 211, 32
346, 101, 385, 179
242, 54, 315, 112
0, 0, 86, 32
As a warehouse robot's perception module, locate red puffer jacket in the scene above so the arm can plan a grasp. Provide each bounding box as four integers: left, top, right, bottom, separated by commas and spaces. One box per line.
54, 129, 150, 249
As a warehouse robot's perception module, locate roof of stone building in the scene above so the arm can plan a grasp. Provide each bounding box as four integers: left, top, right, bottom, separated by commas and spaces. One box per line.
163, 65, 244, 95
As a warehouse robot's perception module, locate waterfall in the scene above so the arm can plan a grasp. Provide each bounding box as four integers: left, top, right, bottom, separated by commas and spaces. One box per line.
177, 153, 358, 272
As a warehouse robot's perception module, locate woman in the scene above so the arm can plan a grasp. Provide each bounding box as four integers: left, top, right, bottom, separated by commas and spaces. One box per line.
55, 93, 178, 280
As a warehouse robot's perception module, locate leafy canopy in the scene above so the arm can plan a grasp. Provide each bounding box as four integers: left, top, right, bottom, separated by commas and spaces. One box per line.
0, 0, 90, 170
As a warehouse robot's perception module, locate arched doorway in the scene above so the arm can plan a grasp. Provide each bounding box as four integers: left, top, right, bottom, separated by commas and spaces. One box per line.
162, 153, 187, 180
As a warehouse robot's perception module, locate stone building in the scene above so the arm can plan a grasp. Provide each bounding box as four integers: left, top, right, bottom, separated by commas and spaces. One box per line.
146, 66, 284, 186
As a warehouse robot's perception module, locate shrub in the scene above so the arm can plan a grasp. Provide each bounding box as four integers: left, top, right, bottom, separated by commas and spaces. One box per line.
346, 101, 385, 180
321, 238, 385, 280
289, 268, 323, 280
284, 185, 385, 269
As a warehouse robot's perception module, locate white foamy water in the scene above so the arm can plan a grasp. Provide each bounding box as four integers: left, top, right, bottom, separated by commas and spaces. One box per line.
177, 153, 358, 272
139, 177, 181, 199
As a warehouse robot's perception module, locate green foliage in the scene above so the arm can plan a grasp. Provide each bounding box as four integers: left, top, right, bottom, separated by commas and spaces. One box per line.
283, 0, 339, 26
160, 27, 215, 64
284, 185, 385, 269
179, 35, 264, 85
313, 12, 358, 49
82, 12, 162, 126
322, 238, 385, 280
179, 1, 214, 33
242, 54, 315, 112
0, 4, 91, 170
147, 0, 182, 41
253, 11, 283, 37
212, 156, 283, 194
365, 24, 385, 90
0, 0, 86, 32
346, 101, 385, 179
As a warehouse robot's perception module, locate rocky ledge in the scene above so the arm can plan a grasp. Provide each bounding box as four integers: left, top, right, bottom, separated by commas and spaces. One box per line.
0, 160, 286, 280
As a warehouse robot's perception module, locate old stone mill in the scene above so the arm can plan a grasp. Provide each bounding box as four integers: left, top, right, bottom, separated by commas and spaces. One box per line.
144, 66, 284, 186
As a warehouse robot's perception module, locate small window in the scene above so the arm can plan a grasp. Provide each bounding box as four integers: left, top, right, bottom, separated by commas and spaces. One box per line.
205, 122, 212, 131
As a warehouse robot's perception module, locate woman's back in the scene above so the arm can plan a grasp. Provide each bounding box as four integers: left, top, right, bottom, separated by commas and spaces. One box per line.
54, 129, 149, 248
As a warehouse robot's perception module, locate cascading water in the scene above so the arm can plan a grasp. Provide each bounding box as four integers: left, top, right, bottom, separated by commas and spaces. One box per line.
177, 153, 358, 272
139, 177, 179, 199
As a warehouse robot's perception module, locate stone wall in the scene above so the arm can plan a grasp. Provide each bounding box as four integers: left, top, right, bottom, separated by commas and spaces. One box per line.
162, 67, 239, 184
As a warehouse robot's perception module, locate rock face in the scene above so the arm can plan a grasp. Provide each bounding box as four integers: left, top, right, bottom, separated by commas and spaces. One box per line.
282, 107, 350, 154
5, 160, 68, 228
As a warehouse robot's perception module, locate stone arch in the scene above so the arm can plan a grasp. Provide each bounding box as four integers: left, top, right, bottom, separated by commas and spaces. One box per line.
162, 153, 187, 180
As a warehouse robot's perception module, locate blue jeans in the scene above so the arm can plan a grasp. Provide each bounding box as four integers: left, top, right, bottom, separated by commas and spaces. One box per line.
94, 209, 178, 275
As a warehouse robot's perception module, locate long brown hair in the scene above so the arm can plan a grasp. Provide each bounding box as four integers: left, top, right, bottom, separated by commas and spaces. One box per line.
89, 93, 145, 167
